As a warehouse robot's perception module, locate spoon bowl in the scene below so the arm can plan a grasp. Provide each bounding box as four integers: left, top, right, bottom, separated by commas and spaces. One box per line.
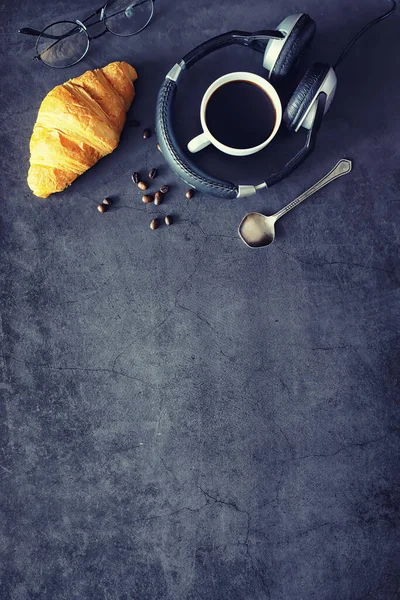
239, 213, 276, 247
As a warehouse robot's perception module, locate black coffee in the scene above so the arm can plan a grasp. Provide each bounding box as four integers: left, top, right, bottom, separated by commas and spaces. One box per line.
205, 80, 276, 149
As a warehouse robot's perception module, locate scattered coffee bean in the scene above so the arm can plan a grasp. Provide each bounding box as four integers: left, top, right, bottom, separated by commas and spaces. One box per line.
138, 181, 148, 190
102, 198, 112, 206
132, 171, 140, 184
150, 218, 160, 230
127, 119, 140, 127
142, 128, 151, 139
157, 143, 162, 152
142, 194, 153, 204
154, 191, 163, 205
164, 215, 172, 226
149, 168, 157, 180
160, 185, 169, 194
97, 204, 108, 213
185, 188, 195, 199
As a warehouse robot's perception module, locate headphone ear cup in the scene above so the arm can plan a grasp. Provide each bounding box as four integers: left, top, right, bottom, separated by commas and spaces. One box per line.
266, 14, 316, 84
283, 63, 337, 132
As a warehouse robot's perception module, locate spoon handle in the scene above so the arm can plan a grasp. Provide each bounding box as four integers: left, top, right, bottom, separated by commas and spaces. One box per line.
273, 159, 352, 221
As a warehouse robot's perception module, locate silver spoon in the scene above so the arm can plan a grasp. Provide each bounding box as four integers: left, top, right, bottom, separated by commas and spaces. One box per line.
238, 158, 352, 248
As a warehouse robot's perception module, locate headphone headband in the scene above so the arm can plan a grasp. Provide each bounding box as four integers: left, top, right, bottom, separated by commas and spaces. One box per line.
181, 30, 285, 71
165, 30, 285, 83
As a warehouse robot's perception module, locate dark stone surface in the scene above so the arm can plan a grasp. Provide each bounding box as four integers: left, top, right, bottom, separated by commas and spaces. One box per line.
1, 0, 399, 598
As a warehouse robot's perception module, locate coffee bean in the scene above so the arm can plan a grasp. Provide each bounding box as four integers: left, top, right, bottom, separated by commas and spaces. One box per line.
97, 204, 108, 213
138, 181, 148, 190
142, 128, 151, 139
185, 188, 195, 199
150, 218, 160, 230
164, 215, 172, 225
157, 143, 162, 152
160, 185, 169, 194
102, 198, 112, 206
154, 191, 163, 205
132, 172, 140, 184
149, 168, 157, 180
142, 194, 153, 204
127, 119, 140, 127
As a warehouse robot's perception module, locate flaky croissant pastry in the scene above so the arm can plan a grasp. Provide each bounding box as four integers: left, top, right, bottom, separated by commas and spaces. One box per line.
28, 61, 138, 198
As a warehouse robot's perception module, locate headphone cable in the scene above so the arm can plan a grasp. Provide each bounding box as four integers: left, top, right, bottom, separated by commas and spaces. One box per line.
334, 0, 397, 69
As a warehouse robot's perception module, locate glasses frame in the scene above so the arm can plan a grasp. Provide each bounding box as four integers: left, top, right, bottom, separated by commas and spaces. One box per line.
19, 0, 155, 69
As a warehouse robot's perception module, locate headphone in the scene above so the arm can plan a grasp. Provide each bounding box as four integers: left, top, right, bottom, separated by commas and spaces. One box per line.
156, 3, 396, 199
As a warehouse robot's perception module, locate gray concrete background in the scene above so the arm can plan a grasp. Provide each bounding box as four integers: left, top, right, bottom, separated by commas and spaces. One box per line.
1, 0, 399, 598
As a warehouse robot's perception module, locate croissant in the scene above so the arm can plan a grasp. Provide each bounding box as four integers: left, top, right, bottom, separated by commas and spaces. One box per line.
28, 61, 138, 198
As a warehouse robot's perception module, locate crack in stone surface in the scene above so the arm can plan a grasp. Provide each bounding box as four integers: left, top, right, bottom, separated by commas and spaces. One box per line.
8, 355, 157, 388
62, 265, 121, 305
116, 205, 155, 214
130, 503, 210, 525
262, 463, 286, 508
155, 392, 165, 436
175, 303, 233, 359
296, 520, 337, 538
276, 246, 397, 276
160, 457, 180, 482
310, 345, 355, 351
273, 421, 295, 458
12, 264, 122, 307
183, 218, 237, 241
198, 485, 271, 599
289, 429, 400, 462
111, 307, 174, 371
172, 241, 206, 303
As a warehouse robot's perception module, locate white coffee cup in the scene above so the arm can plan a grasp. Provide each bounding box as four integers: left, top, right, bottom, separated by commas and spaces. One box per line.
187, 71, 282, 157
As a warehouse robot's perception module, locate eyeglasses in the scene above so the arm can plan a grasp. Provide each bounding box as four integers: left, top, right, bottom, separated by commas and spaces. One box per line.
19, 0, 155, 68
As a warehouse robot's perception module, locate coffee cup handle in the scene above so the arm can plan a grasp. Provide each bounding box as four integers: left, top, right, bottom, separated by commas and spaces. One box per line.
187, 132, 210, 153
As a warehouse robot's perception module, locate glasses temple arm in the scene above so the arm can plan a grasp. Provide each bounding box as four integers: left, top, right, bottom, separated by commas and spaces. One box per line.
19, 27, 61, 39
82, 6, 105, 25
19, 3, 103, 39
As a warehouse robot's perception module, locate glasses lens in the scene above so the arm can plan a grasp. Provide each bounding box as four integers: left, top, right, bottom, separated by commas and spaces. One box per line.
36, 21, 89, 68
103, 0, 154, 37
